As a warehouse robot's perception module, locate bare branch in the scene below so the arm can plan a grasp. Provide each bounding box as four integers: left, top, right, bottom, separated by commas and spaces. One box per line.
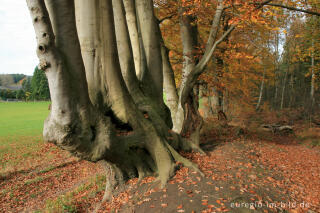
225, 0, 320, 16
157, 13, 177, 25
266, 3, 320, 16
194, 25, 236, 75
224, 0, 274, 10
180, 25, 235, 106
256, 0, 274, 9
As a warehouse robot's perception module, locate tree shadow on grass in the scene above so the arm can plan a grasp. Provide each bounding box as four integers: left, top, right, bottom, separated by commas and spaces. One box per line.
0, 160, 78, 182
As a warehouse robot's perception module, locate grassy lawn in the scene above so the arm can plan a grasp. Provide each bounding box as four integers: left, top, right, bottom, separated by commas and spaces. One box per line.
0, 101, 51, 174
0, 101, 50, 136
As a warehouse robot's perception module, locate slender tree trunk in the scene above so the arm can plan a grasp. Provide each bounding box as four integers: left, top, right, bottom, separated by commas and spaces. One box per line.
311, 38, 315, 106
211, 87, 220, 114
161, 44, 180, 126
274, 86, 278, 107
281, 64, 289, 110
289, 69, 295, 108
273, 33, 280, 108
123, 0, 142, 79
199, 83, 211, 118
256, 67, 266, 111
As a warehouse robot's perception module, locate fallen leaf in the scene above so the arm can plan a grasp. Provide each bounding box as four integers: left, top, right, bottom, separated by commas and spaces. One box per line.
249, 174, 257, 180
267, 177, 274, 181
161, 203, 168, 208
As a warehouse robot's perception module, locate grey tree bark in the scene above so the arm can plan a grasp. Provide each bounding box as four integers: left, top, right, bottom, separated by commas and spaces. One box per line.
27, 0, 201, 190
164, 0, 235, 146
256, 67, 266, 111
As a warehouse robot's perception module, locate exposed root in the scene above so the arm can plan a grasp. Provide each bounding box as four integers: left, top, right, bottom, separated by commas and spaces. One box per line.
165, 143, 204, 177
167, 131, 205, 155
180, 137, 206, 155
132, 152, 153, 181
189, 143, 206, 155
93, 161, 124, 213
148, 137, 176, 188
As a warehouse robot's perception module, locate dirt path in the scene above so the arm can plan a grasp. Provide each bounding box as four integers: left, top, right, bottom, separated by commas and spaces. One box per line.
64, 129, 317, 213
113, 139, 294, 213
1, 130, 319, 212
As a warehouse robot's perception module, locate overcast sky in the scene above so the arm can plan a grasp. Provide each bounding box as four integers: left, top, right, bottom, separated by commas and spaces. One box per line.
0, 1, 38, 76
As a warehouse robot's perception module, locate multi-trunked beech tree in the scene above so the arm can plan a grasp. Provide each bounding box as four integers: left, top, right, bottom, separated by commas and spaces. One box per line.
27, 0, 319, 191
26, 0, 210, 189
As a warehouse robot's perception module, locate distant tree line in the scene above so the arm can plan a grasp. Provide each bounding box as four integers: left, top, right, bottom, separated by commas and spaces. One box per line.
261, 16, 319, 113
0, 74, 25, 86
0, 67, 50, 101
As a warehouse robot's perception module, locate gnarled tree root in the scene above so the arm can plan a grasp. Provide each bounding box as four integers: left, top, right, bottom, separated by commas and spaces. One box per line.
165, 142, 204, 177
93, 132, 204, 212
93, 161, 125, 213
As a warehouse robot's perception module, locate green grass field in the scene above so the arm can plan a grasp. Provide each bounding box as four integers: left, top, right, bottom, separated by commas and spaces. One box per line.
0, 101, 102, 212
0, 101, 50, 136
0, 101, 51, 174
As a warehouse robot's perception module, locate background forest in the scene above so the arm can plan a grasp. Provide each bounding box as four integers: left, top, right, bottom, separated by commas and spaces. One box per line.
0, 67, 50, 101
157, 0, 319, 120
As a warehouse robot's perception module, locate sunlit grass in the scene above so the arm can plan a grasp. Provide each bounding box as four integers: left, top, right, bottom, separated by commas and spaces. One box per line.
44, 174, 106, 213
0, 101, 51, 175
0, 101, 50, 136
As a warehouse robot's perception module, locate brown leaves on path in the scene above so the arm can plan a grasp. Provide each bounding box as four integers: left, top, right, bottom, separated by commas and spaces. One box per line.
1, 128, 319, 213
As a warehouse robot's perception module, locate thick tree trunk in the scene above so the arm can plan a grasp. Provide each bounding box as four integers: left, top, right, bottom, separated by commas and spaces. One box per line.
31, 0, 112, 161
136, 0, 163, 101
169, 0, 233, 145
176, 12, 203, 145
180, 84, 203, 146
28, 0, 240, 191
28, 0, 201, 189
